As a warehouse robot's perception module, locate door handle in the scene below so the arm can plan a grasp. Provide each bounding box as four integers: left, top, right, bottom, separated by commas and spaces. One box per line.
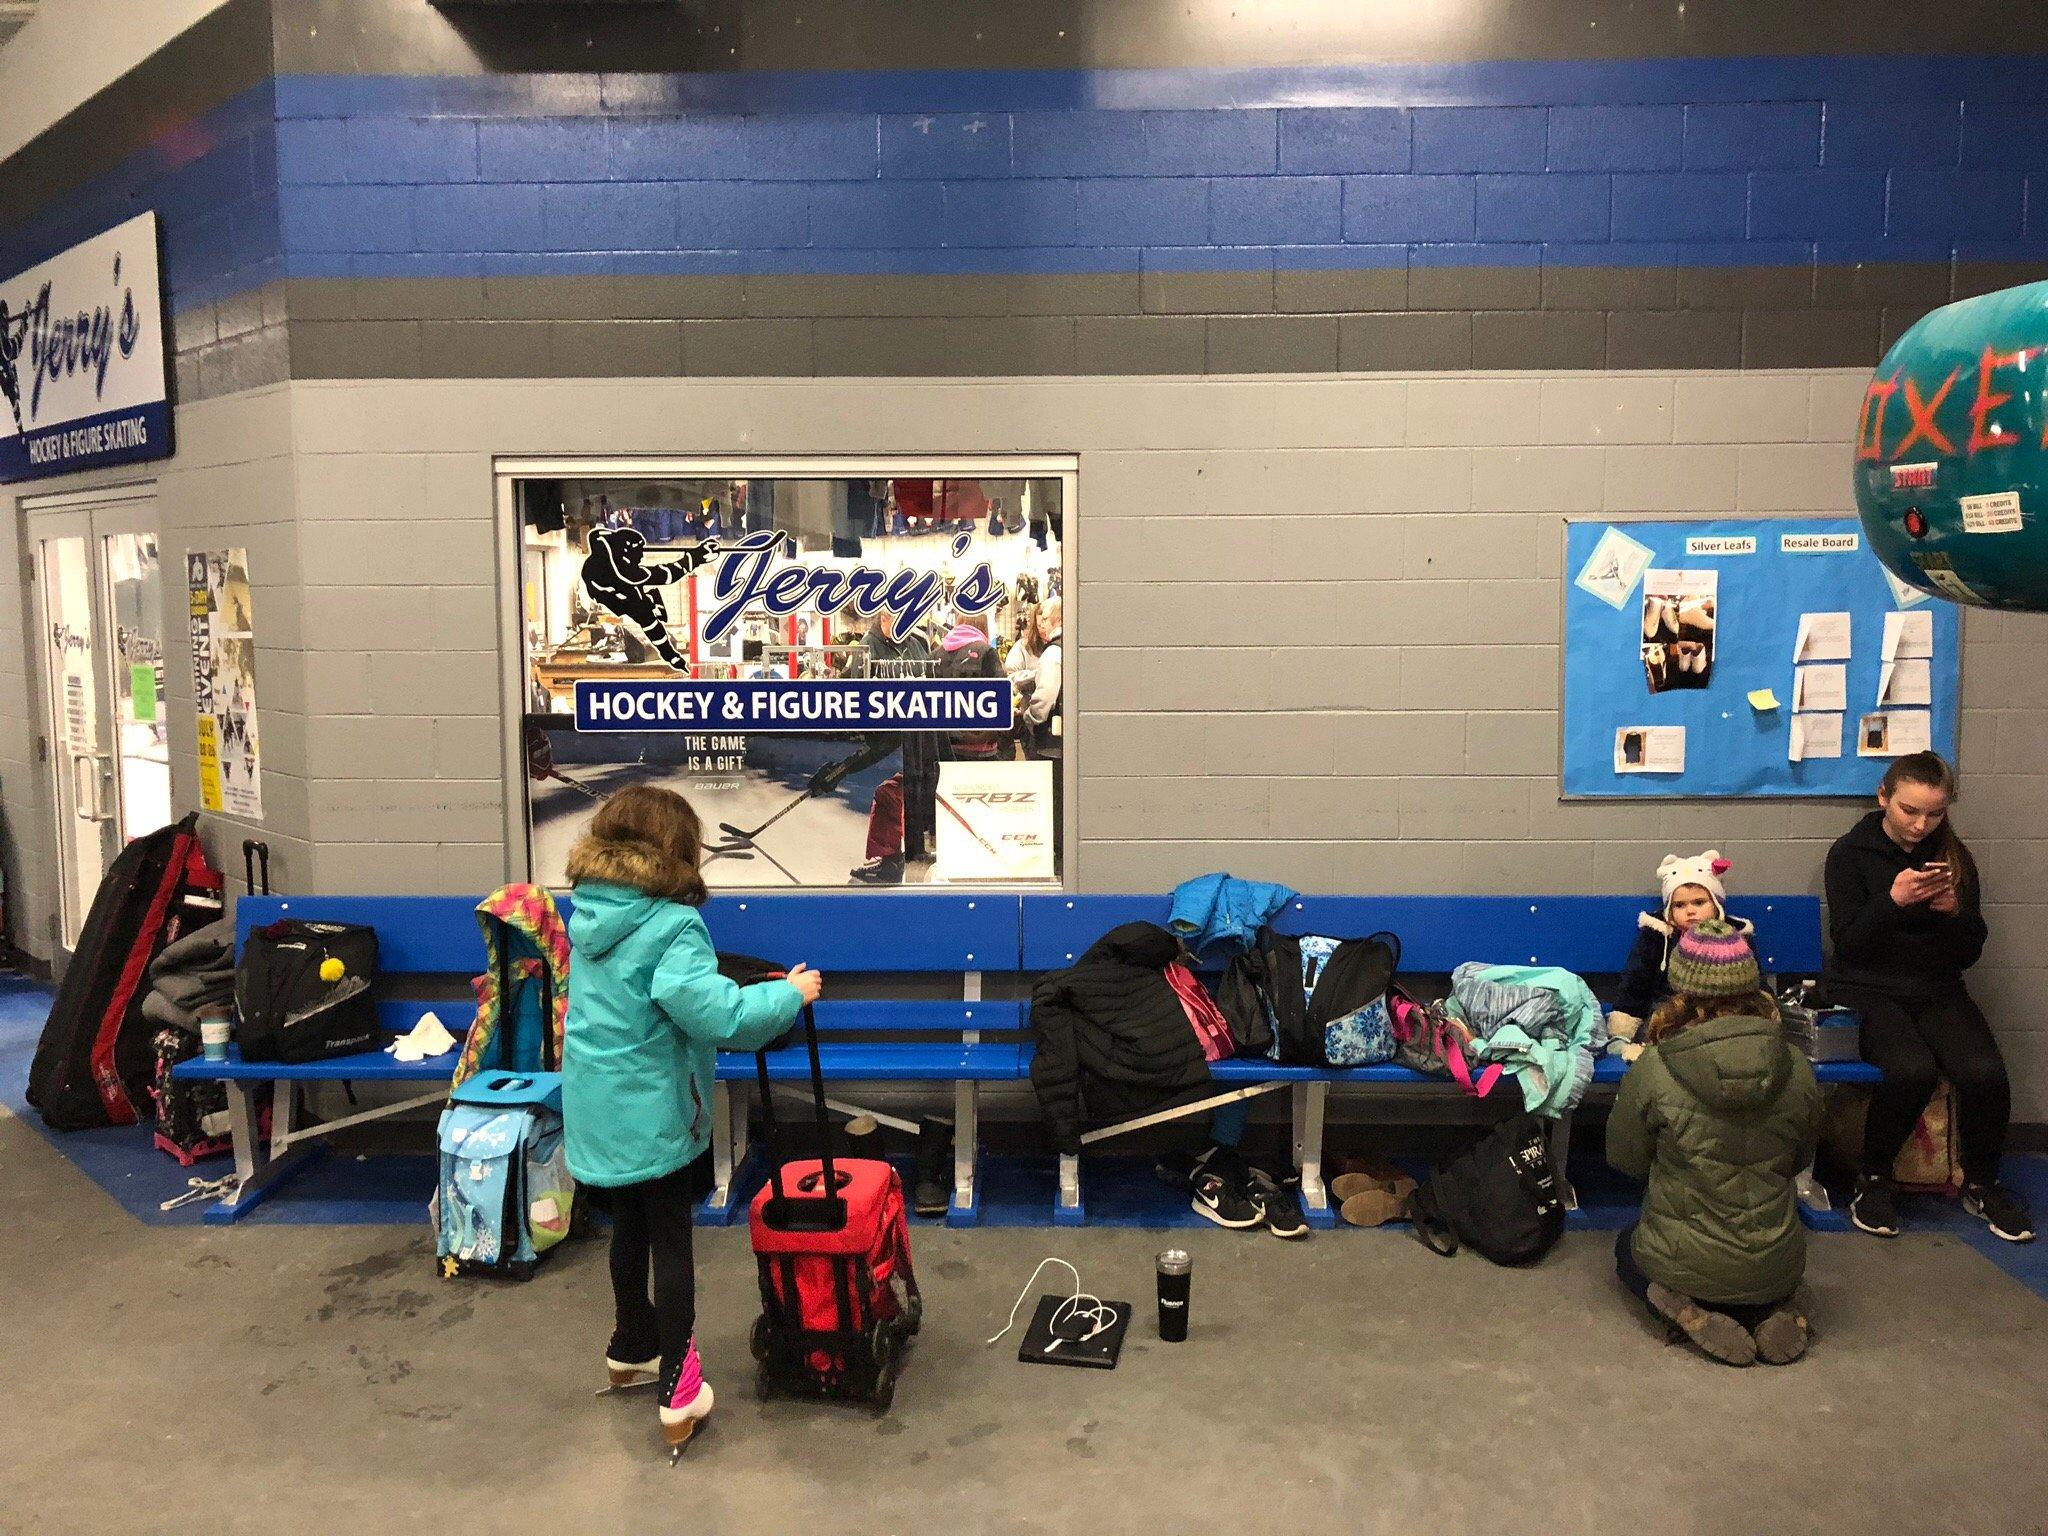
93, 752, 116, 825
71, 752, 113, 823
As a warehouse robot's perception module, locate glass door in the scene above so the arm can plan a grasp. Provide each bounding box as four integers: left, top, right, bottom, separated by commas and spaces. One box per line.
29, 492, 163, 957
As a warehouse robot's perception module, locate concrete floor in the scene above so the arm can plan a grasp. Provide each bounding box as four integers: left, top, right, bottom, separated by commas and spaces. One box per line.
3, 1105, 2044, 1535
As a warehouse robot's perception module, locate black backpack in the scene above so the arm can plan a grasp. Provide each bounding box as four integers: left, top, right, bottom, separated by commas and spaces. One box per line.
1409, 1112, 1566, 1266
235, 920, 381, 1064
1217, 930, 1400, 1067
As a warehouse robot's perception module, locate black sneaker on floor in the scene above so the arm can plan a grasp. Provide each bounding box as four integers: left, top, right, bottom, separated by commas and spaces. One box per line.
1849, 1175, 1901, 1238
1250, 1169, 1309, 1240
1962, 1182, 2037, 1243
1191, 1151, 1264, 1230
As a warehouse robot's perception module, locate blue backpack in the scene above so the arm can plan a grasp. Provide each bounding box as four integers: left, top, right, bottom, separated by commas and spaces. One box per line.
435, 1072, 574, 1279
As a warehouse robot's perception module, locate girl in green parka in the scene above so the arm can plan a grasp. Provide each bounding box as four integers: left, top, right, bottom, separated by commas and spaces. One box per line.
563, 784, 822, 1452
1607, 919, 1822, 1367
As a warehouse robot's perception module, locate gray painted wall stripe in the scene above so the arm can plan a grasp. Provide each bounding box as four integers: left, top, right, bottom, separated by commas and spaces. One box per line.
162, 258, 2042, 401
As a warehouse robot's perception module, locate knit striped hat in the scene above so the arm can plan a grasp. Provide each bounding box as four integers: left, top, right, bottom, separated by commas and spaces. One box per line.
1666, 919, 1760, 998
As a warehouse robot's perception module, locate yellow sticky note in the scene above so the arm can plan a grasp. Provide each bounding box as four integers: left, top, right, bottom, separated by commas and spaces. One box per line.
1748, 688, 1781, 711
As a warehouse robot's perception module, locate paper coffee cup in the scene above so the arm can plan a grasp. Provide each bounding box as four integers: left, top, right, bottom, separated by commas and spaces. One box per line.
200, 1016, 231, 1062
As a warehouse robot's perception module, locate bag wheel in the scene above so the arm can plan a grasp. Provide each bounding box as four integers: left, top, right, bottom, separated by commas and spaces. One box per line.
748, 1314, 770, 1363
870, 1351, 897, 1416
754, 1357, 774, 1402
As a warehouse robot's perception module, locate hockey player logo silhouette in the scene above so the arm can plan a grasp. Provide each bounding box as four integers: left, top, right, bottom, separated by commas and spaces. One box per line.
0, 298, 27, 438
580, 525, 721, 672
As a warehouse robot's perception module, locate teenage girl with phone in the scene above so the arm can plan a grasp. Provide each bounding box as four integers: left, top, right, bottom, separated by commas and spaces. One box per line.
1820, 753, 2034, 1243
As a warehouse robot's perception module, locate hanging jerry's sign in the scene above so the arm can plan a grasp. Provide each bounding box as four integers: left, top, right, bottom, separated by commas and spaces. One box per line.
0, 212, 171, 483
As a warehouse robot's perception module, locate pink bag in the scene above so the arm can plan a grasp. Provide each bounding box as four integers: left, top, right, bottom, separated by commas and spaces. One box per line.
1389, 987, 1503, 1098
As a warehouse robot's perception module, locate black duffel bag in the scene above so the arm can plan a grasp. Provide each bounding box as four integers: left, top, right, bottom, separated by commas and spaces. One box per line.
1408, 1111, 1566, 1267
235, 920, 381, 1064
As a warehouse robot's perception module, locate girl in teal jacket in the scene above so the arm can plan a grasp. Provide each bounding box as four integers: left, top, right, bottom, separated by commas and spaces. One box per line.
562, 784, 821, 1453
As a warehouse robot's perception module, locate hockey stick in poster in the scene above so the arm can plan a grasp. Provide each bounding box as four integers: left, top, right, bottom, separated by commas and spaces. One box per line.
714, 738, 893, 848
935, 790, 1038, 877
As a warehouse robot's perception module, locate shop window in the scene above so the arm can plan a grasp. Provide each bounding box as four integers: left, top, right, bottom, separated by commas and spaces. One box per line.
510, 466, 1068, 890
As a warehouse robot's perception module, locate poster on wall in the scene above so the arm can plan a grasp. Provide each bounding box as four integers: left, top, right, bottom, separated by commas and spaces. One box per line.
187, 549, 263, 819
519, 475, 1064, 889
0, 212, 171, 482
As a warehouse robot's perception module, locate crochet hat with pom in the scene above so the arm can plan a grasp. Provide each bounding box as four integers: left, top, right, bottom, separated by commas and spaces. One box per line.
1666, 919, 1760, 999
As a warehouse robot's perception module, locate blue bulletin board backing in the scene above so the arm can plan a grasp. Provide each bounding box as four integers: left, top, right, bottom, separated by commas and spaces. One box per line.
1562, 517, 1961, 799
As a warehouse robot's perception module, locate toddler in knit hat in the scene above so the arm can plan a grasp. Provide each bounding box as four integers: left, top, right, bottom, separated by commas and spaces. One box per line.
1607, 850, 1754, 1060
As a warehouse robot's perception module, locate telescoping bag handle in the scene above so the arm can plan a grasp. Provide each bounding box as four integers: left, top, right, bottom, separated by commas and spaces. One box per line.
739, 965, 850, 1234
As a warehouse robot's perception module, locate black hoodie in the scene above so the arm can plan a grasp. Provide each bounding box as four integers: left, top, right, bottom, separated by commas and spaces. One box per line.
1822, 810, 1987, 999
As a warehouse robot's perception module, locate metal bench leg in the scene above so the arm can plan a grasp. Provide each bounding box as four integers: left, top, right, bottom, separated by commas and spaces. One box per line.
1548, 1112, 1579, 1213
698, 1081, 754, 1227
1055, 1152, 1085, 1227
201, 1082, 320, 1225
946, 1080, 981, 1228
1292, 1082, 1335, 1229
1796, 1162, 1830, 1214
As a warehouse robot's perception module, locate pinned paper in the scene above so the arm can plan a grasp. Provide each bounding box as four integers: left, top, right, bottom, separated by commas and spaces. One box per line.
1615, 725, 1685, 775
1794, 612, 1852, 662
1880, 657, 1932, 706
1747, 688, 1781, 712
1883, 609, 1934, 661
1576, 526, 1655, 611
1794, 664, 1847, 713
1856, 710, 1932, 759
1882, 567, 1932, 609
1788, 713, 1843, 762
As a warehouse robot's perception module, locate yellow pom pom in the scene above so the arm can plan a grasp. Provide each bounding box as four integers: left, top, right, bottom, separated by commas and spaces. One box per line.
319, 957, 345, 983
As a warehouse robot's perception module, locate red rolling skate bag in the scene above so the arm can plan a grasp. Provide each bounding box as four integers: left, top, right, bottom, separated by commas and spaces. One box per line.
743, 969, 921, 1413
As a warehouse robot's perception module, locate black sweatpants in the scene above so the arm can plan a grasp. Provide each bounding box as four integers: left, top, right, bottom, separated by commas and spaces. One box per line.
606, 1155, 709, 1384
1614, 1226, 1787, 1330
1830, 984, 2010, 1185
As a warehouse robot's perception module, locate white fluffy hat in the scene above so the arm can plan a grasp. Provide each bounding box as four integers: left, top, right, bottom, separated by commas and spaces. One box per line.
1657, 850, 1731, 917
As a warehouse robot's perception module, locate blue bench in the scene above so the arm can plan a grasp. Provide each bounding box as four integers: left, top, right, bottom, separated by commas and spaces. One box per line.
1018, 893, 1876, 1227
174, 892, 1028, 1226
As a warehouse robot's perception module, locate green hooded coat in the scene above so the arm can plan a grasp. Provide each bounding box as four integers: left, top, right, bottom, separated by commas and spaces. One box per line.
1606, 1014, 1823, 1305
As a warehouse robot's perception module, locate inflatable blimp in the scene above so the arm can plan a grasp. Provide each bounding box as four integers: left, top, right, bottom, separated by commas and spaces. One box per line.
1854, 280, 2048, 609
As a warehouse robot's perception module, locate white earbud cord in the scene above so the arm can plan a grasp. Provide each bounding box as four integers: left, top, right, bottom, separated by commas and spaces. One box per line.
985, 1256, 1117, 1349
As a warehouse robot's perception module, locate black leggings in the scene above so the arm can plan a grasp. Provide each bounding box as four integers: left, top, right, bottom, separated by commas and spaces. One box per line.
606, 1157, 708, 1382
1831, 984, 2010, 1184
1615, 1226, 1788, 1330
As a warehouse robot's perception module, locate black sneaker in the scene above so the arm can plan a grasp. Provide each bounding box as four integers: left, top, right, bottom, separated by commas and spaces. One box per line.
1156, 1142, 1225, 1192
1962, 1182, 2037, 1243
1250, 1169, 1309, 1241
1191, 1151, 1264, 1230
1849, 1175, 1901, 1238
848, 854, 904, 885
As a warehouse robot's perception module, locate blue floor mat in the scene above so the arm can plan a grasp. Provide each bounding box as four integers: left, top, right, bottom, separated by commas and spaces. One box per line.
6, 973, 2046, 1295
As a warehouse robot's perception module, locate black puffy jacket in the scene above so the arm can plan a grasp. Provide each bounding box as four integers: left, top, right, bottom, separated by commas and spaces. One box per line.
1029, 923, 1210, 1154
1822, 811, 1986, 1000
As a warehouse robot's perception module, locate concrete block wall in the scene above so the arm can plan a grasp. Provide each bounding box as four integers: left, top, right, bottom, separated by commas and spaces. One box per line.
282, 367, 2048, 1119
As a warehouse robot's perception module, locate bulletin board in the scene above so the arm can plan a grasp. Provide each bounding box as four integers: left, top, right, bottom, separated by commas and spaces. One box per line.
1562, 517, 1960, 799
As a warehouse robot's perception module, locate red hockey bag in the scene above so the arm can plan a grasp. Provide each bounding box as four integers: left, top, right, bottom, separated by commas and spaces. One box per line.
740, 975, 920, 1412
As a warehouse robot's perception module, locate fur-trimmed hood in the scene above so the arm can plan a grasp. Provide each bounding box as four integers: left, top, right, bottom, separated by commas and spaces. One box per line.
565, 832, 699, 908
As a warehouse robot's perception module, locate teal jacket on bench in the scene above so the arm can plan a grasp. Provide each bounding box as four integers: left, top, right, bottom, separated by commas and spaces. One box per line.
563, 881, 802, 1188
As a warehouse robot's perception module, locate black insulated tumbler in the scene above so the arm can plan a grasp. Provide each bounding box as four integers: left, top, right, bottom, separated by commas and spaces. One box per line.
1156, 1248, 1192, 1342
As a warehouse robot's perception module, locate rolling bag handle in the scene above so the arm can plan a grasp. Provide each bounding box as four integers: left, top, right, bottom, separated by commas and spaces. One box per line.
747, 976, 850, 1232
